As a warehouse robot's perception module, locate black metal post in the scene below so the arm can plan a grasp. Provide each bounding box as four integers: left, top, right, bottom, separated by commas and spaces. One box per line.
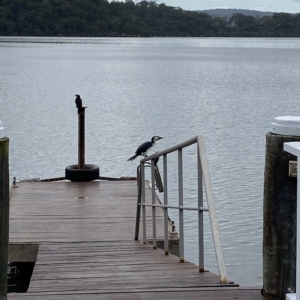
0, 137, 9, 300
78, 108, 86, 170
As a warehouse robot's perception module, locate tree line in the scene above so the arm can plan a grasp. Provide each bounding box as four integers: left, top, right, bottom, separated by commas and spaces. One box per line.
0, 0, 299, 37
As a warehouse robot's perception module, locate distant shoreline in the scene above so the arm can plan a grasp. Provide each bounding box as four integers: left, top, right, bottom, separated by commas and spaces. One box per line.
1, 36, 300, 45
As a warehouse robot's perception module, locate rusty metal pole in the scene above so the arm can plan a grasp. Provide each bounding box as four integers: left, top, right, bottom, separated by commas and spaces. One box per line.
0, 137, 9, 300
78, 108, 86, 170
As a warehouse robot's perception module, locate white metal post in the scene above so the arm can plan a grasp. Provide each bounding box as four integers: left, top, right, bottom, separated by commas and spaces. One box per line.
197, 135, 228, 283
178, 148, 184, 263
163, 154, 169, 255
141, 162, 147, 245
151, 159, 157, 249
284, 142, 300, 300
197, 142, 204, 272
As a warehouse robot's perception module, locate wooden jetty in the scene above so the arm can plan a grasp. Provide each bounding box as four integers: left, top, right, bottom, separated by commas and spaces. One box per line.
8, 180, 264, 300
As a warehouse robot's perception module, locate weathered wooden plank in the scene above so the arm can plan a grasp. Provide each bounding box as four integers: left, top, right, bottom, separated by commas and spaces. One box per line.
8, 288, 264, 300
25, 240, 224, 294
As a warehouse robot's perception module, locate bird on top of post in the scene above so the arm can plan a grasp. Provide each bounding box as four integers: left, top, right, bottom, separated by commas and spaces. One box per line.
127, 136, 163, 161
75, 94, 83, 114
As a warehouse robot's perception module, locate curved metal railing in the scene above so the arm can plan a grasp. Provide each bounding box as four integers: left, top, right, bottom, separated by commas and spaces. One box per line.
134, 135, 229, 284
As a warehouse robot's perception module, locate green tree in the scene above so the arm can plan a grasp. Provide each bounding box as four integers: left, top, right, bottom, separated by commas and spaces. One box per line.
0, 0, 298, 37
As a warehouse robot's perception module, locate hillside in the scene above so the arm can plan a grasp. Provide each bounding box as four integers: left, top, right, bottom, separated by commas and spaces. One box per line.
0, 1, 299, 37
200, 9, 275, 18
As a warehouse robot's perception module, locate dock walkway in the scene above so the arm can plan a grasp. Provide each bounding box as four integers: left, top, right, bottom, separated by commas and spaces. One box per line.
8, 181, 263, 299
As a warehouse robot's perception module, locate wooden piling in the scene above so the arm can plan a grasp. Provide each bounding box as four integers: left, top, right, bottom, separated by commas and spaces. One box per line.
78, 108, 85, 169
0, 137, 9, 300
262, 132, 300, 299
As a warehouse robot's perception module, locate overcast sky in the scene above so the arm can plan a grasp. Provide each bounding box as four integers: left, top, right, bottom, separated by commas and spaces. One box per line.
129, 0, 300, 13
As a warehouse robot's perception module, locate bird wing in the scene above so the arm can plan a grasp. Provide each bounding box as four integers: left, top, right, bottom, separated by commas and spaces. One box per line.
75, 98, 82, 108
135, 141, 152, 155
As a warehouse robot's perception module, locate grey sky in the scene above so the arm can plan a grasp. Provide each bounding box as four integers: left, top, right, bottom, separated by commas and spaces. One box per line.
129, 0, 300, 13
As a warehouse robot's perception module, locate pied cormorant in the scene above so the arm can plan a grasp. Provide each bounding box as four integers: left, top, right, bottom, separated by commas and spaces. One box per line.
75, 94, 82, 114
127, 136, 163, 161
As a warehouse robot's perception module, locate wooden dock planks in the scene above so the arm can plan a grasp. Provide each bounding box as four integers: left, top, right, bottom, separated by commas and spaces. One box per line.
9, 181, 162, 242
8, 181, 263, 299
9, 289, 265, 300
29, 241, 225, 292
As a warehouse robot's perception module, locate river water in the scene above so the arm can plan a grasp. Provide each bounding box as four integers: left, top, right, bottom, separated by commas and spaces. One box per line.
1, 37, 300, 287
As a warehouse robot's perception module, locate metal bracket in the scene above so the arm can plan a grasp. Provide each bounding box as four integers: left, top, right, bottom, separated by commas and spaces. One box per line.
289, 161, 297, 177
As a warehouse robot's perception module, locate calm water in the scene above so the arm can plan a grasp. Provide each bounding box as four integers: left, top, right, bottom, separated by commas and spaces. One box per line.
1, 37, 300, 287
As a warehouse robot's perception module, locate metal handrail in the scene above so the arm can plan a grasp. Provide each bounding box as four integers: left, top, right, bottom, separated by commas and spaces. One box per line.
134, 135, 229, 284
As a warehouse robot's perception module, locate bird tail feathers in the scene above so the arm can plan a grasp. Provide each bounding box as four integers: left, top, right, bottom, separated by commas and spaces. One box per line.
127, 154, 138, 161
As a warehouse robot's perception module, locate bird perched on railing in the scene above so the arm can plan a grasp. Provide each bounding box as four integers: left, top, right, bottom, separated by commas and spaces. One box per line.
75, 94, 83, 114
127, 136, 163, 161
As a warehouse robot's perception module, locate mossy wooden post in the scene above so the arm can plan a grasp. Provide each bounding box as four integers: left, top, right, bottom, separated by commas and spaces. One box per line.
0, 137, 9, 300
263, 116, 300, 299
284, 142, 300, 300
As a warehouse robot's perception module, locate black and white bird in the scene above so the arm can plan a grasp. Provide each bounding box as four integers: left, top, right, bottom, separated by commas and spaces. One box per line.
127, 136, 163, 161
75, 94, 82, 114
